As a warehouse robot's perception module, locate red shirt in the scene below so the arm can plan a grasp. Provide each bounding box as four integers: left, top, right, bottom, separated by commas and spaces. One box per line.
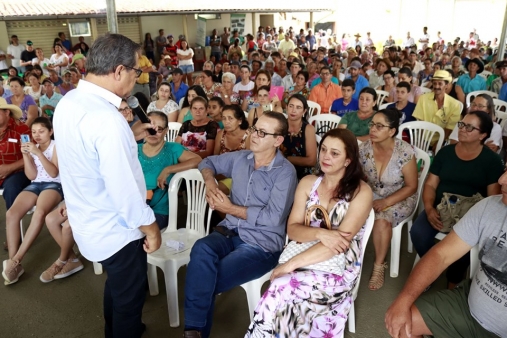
0, 118, 30, 184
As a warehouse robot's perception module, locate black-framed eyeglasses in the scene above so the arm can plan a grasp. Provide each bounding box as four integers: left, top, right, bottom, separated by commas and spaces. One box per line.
118, 107, 132, 113
123, 65, 143, 78
315, 208, 329, 229
154, 126, 167, 134
457, 121, 480, 132
250, 126, 280, 138
368, 121, 391, 130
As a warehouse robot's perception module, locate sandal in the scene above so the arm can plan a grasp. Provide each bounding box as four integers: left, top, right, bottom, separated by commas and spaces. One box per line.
369, 262, 387, 291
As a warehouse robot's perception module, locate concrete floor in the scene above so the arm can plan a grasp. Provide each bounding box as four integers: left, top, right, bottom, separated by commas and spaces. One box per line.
0, 200, 447, 338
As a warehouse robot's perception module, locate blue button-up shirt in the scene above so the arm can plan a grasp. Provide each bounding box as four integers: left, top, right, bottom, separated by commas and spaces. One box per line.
456, 73, 487, 95
499, 83, 507, 102
39, 92, 63, 109
170, 81, 188, 104
199, 149, 297, 253
349, 75, 369, 100
1, 87, 11, 98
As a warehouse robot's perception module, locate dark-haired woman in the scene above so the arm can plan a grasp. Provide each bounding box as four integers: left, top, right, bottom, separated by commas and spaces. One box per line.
7, 77, 38, 126
246, 128, 373, 337
213, 105, 250, 194
177, 85, 207, 124
410, 111, 503, 289
246, 86, 283, 126
177, 39, 194, 86
281, 71, 309, 110
143, 33, 155, 62
359, 109, 418, 290
138, 111, 201, 230
147, 81, 179, 122
200, 70, 222, 99
339, 87, 377, 142
282, 94, 317, 180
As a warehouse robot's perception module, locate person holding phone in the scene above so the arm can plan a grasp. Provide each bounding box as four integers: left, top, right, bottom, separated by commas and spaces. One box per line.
3, 117, 63, 285
247, 86, 283, 127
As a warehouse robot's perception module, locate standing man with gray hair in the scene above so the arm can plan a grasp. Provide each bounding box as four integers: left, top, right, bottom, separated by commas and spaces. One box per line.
53, 34, 161, 338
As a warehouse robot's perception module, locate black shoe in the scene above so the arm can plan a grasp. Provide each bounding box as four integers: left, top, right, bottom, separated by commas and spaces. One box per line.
183, 330, 202, 338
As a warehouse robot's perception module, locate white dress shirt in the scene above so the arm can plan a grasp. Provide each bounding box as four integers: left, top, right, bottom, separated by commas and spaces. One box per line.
53, 80, 155, 261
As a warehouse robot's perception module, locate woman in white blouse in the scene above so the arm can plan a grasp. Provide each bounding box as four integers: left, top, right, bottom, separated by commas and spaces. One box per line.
147, 81, 180, 122
177, 39, 194, 86
48, 44, 69, 75
24, 72, 43, 105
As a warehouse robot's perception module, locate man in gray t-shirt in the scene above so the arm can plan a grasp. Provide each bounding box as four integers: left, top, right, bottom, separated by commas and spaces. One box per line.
385, 173, 507, 338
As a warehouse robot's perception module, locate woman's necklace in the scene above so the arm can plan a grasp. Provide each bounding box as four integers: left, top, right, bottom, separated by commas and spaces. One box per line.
288, 120, 303, 140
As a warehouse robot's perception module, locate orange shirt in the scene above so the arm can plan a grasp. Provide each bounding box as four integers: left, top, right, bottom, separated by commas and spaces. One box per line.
308, 83, 342, 113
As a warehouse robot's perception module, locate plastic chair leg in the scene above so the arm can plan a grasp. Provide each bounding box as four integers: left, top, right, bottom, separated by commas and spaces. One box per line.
390, 225, 403, 278
147, 263, 159, 296
407, 220, 414, 253
93, 262, 103, 275
347, 301, 356, 333
163, 261, 180, 327
244, 281, 261, 319
20, 219, 24, 242
413, 254, 421, 269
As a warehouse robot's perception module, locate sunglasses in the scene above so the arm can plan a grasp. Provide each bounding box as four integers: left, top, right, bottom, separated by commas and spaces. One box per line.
315, 208, 329, 229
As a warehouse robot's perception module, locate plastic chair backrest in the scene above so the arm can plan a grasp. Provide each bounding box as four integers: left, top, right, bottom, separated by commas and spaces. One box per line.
495, 110, 507, 129
178, 97, 185, 110
167, 169, 207, 235
391, 67, 400, 74
397, 121, 444, 154
419, 87, 432, 94
466, 90, 498, 107
308, 114, 341, 136
351, 209, 375, 300
378, 103, 390, 111
307, 100, 322, 117
375, 90, 389, 107
412, 147, 431, 216
493, 98, 507, 113
470, 244, 480, 278
166, 122, 182, 142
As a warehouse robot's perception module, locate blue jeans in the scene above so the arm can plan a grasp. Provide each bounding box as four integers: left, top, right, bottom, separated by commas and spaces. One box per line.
184, 231, 280, 338
100, 239, 147, 338
410, 211, 470, 284
0, 171, 30, 209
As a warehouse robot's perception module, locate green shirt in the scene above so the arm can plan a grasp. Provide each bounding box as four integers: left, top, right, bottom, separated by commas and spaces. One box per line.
138, 142, 185, 215
339, 111, 373, 137
430, 144, 503, 207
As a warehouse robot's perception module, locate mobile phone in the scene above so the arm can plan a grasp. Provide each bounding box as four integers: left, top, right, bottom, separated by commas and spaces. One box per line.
262, 104, 272, 112
20, 134, 30, 143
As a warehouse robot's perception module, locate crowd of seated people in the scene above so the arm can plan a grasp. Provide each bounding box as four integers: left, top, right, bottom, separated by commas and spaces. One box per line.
1, 26, 507, 338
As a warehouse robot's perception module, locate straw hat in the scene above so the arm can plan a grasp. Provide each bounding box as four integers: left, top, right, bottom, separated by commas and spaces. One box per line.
431, 70, 452, 83
0, 97, 22, 120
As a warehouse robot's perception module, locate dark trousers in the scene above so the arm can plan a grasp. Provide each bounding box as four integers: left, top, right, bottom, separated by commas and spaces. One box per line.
0, 171, 30, 209
100, 239, 147, 338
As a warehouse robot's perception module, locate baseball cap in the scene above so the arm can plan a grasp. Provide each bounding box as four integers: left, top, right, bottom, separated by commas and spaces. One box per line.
26, 40, 33, 46
349, 61, 362, 69
167, 34, 173, 39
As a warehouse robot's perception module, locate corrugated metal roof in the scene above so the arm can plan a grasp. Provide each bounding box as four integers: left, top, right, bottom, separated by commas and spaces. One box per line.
0, 0, 331, 18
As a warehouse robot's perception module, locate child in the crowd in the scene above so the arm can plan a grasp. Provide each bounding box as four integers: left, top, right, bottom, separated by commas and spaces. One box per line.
3, 117, 63, 285
208, 97, 225, 129
387, 82, 417, 123
330, 79, 359, 117
40, 202, 84, 283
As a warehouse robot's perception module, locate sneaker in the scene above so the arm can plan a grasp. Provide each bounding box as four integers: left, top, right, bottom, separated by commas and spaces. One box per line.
40, 260, 65, 283
54, 259, 84, 280
2, 259, 24, 285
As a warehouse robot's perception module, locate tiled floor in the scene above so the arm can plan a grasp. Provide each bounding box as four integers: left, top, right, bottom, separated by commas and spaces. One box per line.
0, 202, 447, 338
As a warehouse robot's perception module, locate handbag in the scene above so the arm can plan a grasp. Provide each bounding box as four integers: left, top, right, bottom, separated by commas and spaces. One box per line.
436, 192, 483, 233
278, 204, 346, 275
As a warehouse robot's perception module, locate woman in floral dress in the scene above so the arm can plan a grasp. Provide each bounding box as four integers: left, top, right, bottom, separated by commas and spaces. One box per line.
359, 108, 418, 290
246, 128, 373, 338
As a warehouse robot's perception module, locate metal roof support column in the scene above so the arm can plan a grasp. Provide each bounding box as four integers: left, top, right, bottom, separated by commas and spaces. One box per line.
309, 11, 314, 32
106, 0, 118, 33
497, 2, 507, 63
183, 15, 189, 41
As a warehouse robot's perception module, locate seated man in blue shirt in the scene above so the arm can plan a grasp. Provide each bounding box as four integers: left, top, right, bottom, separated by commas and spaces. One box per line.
387, 81, 417, 123
330, 79, 358, 117
183, 112, 298, 338
456, 58, 486, 96
348, 60, 369, 101
169, 68, 189, 104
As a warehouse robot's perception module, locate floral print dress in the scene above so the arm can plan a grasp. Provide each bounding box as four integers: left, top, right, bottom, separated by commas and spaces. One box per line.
245, 176, 367, 338
359, 138, 417, 227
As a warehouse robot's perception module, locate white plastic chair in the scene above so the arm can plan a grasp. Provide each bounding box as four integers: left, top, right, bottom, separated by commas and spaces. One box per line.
495, 110, 507, 129
147, 169, 210, 327
307, 100, 321, 117
178, 97, 185, 111
419, 87, 432, 94
481, 70, 492, 79
347, 209, 375, 333
0, 189, 33, 242
166, 122, 182, 142
397, 121, 445, 154
375, 90, 389, 107
390, 147, 430, 278
391, 67, 400, 74
466, 90, 498, 108
378, 103, 391, 111
469, 244, 479, 278
493, 98, 507, 113
412, 232, 447, 268
308, 114, 341, 137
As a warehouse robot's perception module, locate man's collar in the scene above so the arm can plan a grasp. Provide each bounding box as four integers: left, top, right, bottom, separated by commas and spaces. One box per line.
77, 79, 122, 109
246, 149, 284, 171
